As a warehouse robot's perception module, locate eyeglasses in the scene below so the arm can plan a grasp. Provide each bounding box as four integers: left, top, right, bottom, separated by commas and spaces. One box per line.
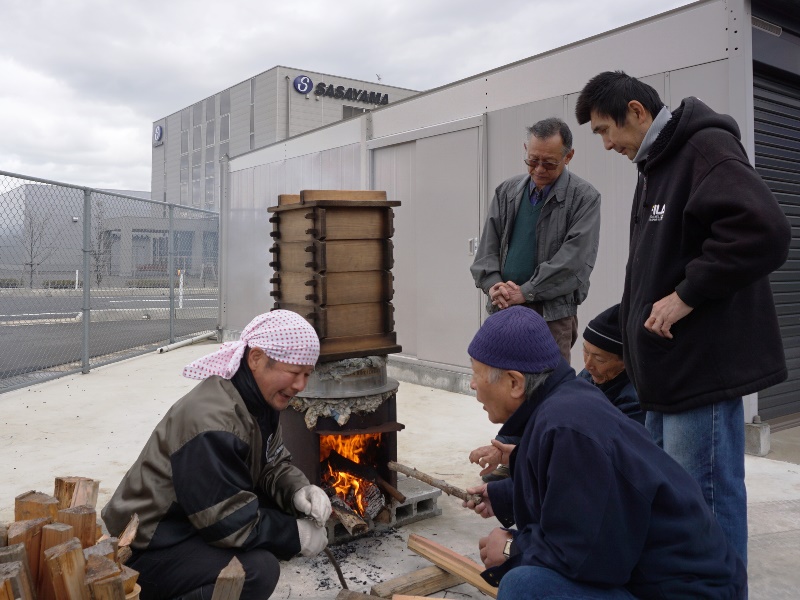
523, 158, 562, 171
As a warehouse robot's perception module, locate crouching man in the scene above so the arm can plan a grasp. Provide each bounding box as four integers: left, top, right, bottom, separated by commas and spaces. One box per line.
463, 306, 745, 599
102, 311, 330, 600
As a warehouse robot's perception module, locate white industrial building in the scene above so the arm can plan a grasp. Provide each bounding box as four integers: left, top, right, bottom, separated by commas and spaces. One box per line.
150, 66, 418, 211
216, 0, 800, 426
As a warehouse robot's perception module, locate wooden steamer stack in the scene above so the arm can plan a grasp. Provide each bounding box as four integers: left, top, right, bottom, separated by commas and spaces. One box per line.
268, 189, 402, 360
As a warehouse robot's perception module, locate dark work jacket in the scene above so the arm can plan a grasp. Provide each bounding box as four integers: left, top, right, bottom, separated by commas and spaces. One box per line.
483, 360, 746, 599
622, 97, 790, 412
578, 369, 645, 425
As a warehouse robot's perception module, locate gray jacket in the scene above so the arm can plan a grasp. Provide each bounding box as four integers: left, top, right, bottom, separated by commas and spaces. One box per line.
470, 170, 600, 321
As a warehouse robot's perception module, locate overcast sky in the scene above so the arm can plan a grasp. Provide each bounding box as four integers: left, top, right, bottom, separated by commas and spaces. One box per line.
0, 0, 695, 192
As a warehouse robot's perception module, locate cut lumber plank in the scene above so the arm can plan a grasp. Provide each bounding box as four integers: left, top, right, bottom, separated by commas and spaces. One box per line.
370, 565, 463, 598
83, 540, 116, 563
300, 190, 387, 202
39, 523, 75, 600
406, 534, 497, 598
0, 561, 34, 600
117, 515, 138, 549
0, 543, 34, 599
44, 537, 90, 600
0, 523, 7, 547
119, 566, 138, 594
335, 591, 368, 599
8, 517, 51, 588
116, 547, 132, 566
87, 574, 125, 600
0, 577, 14, 600
56, 506, 96, 549
15, 491, 60, 522
277, 194, 301, 206
84, 555, 121, 588
210, 556, 245, 600
53, 477, 98, 511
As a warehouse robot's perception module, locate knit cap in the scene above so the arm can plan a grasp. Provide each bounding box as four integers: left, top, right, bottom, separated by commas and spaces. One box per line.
468, 306, 560, 373
182, 310, 320, 380
583, 304, 623, 357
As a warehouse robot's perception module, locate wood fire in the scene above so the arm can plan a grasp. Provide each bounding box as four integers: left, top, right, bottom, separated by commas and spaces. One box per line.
319, 433, 383, 517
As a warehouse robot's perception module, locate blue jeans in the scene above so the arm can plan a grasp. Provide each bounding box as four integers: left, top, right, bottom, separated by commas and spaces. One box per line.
645, 397, 747, 565
498, 566, 636, 599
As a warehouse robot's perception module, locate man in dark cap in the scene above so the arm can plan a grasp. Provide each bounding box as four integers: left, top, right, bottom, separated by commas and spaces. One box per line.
463, 306, 745, 599
580, 304, 643, 425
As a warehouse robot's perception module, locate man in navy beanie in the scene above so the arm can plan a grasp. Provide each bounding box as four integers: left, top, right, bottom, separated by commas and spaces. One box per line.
463, 306, 745, 599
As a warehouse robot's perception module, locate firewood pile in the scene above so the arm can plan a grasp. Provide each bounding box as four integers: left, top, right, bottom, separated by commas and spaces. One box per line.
0, 477, 139, 600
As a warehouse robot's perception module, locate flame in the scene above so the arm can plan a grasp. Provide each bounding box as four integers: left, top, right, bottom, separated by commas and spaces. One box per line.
320, 433, 381, 516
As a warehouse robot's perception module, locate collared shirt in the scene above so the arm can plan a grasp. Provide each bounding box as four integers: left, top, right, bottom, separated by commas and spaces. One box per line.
633, 106, 673, 164
529, 181, 553, 205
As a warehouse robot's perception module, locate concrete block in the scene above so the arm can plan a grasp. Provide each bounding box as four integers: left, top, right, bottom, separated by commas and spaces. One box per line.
745, 421, 771, 457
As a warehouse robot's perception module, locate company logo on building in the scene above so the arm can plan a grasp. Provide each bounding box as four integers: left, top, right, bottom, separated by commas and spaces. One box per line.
153, 125, 164, 147
293, 75, 314, 94
314, 82, 389, 105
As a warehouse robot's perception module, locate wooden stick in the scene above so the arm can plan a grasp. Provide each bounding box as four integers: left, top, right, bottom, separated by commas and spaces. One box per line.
387, 462, 482, 505
327, 451, 406, 504
369, 565, 462, 598
406, 534, 496, 598
210, 557, 245, 600
0, 544, 34, 599
44, 537, 90, 600
330, 497, 368, 536
56, 506, 96, 549
117, 514, 139, 549
8, 517, 51, 588
15, 491, 60, 522
39, 523, 75, 600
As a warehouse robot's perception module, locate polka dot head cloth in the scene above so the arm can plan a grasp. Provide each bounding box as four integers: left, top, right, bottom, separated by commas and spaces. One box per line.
182, 310, 320, 380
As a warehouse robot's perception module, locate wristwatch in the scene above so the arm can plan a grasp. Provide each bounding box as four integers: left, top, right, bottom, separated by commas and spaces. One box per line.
503, 537, 514, 558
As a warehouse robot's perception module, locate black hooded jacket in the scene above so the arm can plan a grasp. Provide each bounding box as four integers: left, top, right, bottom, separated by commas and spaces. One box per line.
622, 97, 790, 412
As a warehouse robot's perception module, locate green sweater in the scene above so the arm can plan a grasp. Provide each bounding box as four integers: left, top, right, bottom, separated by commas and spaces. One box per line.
502, 185, 543, 285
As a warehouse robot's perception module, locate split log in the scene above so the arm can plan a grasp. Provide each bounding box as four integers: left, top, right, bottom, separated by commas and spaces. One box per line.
57, 506, 96, 549
328, 451, 406, 504
83, 539, 117, 563
44, 537, 90, 600
87, 575, 125, 600
210, 556, 245, 600
0, 523, 7, 547
39, 523, 75, 600
0, 543, 34, 599
330, 496, 368, 536
119, 566, 138, 595
369, 565, 463, 598
53, 478, 98, 511
8, 517, 51, 587
116, 547, 132, 566
387, 462, 482, 505
406, 534, 496, 598
0, 561, 35, 600
0, 577, 14, 600
16, 491, 60, 522
84, 555, 122, 593
117, 515, 138, 549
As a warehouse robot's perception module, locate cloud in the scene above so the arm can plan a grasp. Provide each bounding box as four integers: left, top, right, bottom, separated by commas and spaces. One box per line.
0, 0, 694, 190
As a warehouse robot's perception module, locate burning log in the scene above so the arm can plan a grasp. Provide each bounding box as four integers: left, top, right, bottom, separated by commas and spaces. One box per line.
327, 450, 406, 504
329, 497, 368, 536
387, 462, 482, 505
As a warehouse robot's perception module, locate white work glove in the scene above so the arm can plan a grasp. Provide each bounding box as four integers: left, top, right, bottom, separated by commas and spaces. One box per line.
292, 485, 332, 527
296, 519, 327, 557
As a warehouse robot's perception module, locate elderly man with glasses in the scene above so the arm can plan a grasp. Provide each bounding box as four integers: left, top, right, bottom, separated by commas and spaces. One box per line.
471, 117, 601, 362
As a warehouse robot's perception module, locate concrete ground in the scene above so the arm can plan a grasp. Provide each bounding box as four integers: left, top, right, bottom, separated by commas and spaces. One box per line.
2, 341, 800, 599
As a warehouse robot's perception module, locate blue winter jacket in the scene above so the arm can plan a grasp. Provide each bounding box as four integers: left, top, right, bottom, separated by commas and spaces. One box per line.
483, 360, 746, 599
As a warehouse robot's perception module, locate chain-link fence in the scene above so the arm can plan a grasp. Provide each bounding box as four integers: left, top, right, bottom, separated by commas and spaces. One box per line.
0, 170, 220, 393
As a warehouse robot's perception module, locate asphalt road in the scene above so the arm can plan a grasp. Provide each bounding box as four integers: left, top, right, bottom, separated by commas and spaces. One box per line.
0, 292, 217, 323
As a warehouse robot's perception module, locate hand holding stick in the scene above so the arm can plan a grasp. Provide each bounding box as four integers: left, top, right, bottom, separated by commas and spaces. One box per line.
388, 461, 483, 505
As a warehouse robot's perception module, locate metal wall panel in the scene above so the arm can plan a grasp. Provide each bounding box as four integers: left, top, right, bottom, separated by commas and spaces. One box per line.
372, 141, 418, 355
413, 128, 482, 367
668, 60, 730, 113
753, 71, 800, 420
230, 81, 251, 158
255, 71, 277, 147
371, 1, 727, 140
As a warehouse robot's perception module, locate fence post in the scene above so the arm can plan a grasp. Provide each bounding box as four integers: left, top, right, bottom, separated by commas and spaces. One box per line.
82, 189, 91, 373
168, 204, 175, 344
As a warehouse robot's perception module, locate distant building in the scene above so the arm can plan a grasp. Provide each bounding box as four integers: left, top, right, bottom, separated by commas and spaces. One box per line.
151, 66, 419, 211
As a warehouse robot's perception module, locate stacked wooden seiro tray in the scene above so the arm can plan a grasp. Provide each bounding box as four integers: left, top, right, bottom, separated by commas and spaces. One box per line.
268, 190, 402, 362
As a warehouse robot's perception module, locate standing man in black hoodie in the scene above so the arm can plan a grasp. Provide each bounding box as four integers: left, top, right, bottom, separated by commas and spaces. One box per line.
574, 71, 791, 567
